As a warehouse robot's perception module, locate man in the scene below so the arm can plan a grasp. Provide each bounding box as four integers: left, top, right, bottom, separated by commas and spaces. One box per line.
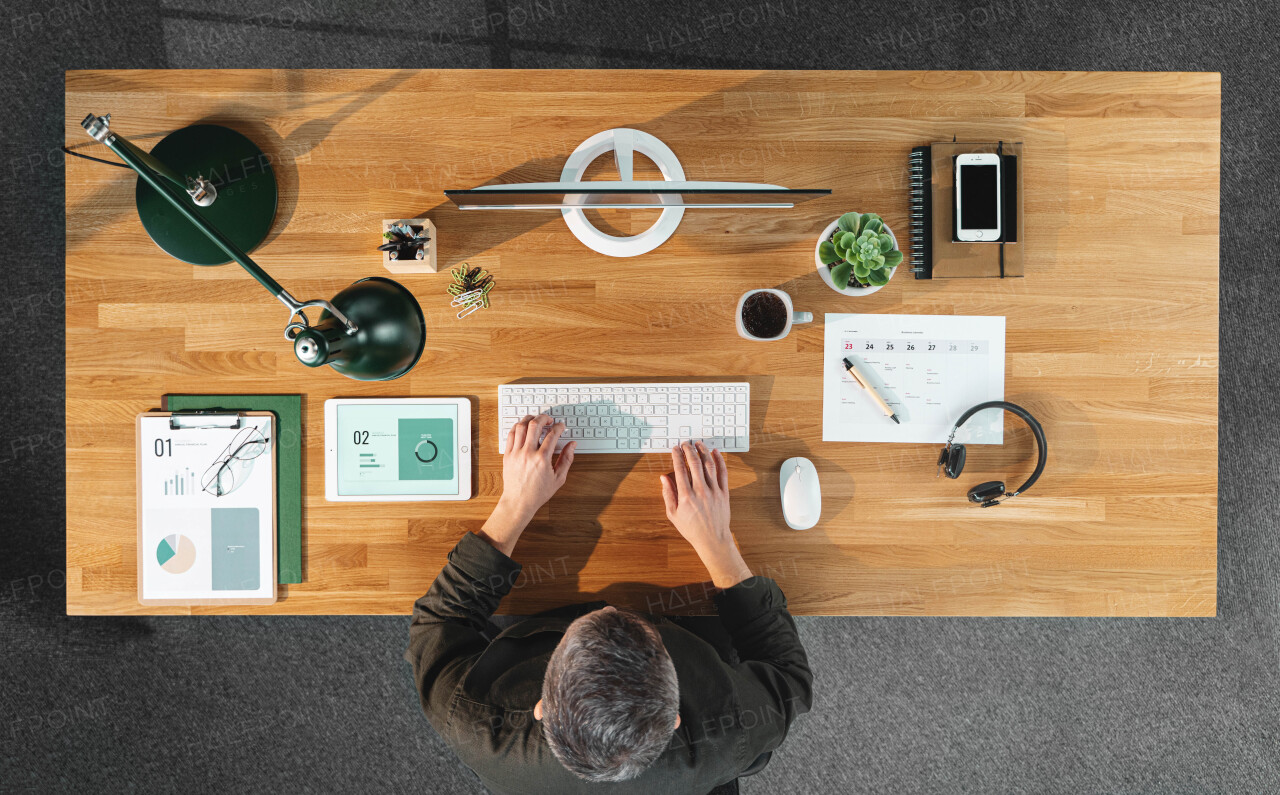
406, 415, 813, 794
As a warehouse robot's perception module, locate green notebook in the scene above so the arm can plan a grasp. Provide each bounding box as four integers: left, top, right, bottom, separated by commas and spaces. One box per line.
163, 394, 303, 584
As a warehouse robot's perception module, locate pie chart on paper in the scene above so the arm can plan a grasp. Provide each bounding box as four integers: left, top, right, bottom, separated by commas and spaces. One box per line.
156, 534, 196, 574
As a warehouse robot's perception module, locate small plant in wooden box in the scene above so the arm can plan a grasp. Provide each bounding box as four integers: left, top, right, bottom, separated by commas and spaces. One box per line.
379, 218, 437, 274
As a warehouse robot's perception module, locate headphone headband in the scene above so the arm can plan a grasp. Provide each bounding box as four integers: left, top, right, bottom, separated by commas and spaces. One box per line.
948, 400, 1047, 497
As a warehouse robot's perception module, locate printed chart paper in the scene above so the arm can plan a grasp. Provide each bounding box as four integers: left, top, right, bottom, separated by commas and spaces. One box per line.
138, 415, 275, 603
823, 313, 1006, 444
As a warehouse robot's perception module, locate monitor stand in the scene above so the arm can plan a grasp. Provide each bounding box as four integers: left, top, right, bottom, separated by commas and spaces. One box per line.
560, 128, 686, 258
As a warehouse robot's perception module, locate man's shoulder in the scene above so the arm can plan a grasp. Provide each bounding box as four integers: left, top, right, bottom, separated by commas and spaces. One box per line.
457, 617, 568, 707
656, 620, 743, 722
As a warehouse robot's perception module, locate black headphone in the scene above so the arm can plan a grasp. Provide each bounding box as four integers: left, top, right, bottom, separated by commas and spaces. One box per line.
937, 401, 1047, 507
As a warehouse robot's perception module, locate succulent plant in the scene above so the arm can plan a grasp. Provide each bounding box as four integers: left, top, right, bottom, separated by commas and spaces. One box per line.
378, 223, 431, 260
819, 212, 902, 289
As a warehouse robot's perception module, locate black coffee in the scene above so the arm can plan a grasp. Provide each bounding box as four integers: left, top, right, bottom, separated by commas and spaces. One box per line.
741, 292, 788, 338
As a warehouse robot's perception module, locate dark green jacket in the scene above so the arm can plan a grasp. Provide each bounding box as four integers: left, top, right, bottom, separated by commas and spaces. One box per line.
405, 533, 813, 795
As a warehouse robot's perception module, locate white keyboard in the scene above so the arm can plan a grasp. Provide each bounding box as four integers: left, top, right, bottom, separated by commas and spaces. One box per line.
498, 382, 750, 454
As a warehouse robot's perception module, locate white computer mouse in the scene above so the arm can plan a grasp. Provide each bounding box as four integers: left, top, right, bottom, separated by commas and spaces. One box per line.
780, 457, 821, 530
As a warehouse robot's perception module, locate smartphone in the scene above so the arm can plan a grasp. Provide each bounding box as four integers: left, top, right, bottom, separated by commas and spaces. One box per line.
955, 153, 1001, 242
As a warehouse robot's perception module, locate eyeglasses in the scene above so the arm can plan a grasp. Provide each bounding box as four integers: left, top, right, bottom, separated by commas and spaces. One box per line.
201, 426, 269, 497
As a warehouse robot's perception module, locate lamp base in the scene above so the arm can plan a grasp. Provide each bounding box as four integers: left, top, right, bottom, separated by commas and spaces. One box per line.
135, 124, 278, 266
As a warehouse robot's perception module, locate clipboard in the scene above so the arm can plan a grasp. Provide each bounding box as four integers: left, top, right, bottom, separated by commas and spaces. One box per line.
136, 411, 277, 606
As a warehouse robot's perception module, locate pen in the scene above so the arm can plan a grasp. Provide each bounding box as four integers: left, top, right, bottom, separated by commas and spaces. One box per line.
841, 357, 900, 425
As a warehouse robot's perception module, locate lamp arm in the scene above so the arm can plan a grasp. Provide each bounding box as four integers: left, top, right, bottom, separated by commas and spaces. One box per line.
82, 114, 217, 206
81, 113, 356, 335
108, 133, 191, 195
277, 292, 358, 342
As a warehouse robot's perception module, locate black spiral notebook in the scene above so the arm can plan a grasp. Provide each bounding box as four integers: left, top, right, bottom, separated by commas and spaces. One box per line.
908, 147, 933, 276
909, 142, 1023, 279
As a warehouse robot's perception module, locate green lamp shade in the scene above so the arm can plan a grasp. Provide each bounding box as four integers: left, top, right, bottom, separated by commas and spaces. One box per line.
294, 278, 427, 381
135, 124, 278, 265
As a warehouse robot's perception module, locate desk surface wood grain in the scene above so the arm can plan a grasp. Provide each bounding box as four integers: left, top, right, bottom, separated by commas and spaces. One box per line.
64, 70, 1220, 616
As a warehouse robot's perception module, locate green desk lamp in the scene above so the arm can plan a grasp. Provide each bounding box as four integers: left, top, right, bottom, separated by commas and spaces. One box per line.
80, 113, 425, 381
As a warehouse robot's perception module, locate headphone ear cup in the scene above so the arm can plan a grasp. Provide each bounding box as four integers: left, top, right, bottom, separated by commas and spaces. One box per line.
945, 444, 966, 479
968, 480, 1007, 504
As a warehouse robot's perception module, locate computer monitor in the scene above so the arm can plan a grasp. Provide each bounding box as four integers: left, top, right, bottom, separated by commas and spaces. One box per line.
445, 182, 830, 210
443, 128, 830, 257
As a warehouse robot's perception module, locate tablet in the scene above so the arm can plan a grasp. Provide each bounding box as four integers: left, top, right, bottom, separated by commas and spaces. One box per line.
325, 398, 471, 502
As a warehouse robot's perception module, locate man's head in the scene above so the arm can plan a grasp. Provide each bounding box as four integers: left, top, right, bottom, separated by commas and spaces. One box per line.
536, 606, 680, 782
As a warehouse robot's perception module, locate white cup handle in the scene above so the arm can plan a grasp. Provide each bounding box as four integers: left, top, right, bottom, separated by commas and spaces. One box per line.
793, 311, 813, 325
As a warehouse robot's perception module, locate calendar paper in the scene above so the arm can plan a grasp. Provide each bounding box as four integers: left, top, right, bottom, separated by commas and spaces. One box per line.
823, 314, 1006, 444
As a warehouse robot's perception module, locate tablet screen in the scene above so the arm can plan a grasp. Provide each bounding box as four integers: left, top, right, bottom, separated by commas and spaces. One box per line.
335, 403, 460, 497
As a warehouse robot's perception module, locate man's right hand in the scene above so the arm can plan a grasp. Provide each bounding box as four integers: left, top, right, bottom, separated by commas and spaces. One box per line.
478, 414, 576, 557
660, 441, 753, 589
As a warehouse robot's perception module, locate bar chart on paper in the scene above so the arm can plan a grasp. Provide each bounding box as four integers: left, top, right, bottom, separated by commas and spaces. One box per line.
823, 313, 1006, 444
161, 468, 198, 496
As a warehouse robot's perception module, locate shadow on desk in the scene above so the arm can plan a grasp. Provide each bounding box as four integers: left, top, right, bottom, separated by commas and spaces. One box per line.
407, 72, 815, 269
496, 376, 864, 617
68, 71, 818, 268
511, 451, 640, 612
67, 70, 419, 256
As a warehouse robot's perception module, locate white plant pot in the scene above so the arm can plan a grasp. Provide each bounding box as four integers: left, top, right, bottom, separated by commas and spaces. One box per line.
814, 217, 898, 297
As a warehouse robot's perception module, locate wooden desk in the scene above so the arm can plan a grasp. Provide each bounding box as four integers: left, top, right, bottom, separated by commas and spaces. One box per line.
65, 70, 1219, 616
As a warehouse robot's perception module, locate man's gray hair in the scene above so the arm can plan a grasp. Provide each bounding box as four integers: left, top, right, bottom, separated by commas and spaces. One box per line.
541, 608, 679, 782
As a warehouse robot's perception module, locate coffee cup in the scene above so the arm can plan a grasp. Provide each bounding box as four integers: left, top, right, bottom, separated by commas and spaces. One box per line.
735, 289, 813, 340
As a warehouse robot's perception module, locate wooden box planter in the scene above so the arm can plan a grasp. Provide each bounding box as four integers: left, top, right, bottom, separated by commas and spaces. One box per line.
381, 217, 437, 274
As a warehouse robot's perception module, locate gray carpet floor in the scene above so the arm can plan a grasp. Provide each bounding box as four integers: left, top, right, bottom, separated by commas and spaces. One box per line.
3, 1, 1277, 791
